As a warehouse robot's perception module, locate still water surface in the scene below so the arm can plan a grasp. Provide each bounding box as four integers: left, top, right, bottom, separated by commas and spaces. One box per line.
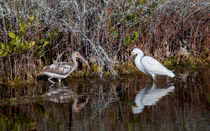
0, 67, 209, 131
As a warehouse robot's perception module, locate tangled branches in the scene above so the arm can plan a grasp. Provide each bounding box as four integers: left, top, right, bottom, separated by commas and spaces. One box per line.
0, 0, 209, 82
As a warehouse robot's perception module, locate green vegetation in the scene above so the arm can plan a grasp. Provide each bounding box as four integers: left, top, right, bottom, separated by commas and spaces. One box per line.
0, 0, 209, 83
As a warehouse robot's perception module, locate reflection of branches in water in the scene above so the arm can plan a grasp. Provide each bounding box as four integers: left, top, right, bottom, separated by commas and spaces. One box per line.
96, 88, 117, 108
90, 81, 119, 116
69, 80, 121, 130
71, 79, 120, 129
72, 96, 90, 113
176, 68, 209, 104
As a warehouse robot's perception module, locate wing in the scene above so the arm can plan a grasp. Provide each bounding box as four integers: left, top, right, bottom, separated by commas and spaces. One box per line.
41, 62, 72, 75
142, 86, 175, 106
141, 56, 170, 76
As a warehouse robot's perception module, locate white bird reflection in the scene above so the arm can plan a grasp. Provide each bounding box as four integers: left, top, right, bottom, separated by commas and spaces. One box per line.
44, 84, 89, 113
132, 82, 175, 114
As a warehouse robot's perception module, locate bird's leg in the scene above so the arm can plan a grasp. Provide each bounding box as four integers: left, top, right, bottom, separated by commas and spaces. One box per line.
48, 76, 55, 84
57, 79, 62, 87
154, 77, 157, 82
152, 80, 157, 89
152, 75, 157, 83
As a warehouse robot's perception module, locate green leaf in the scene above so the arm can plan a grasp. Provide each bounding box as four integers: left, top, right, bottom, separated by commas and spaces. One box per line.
6, 44, 10, 51
126, 9, 131, 15
114, 32, 119, 38
57, 28, 61, 32
1, 51, 8, 57
20, 26, 25, 32
41, 38, 45, 43
29, 41, 35, 47
131, 39, 135, 43
23, 24, 27, 28
27, 22, 31, 26
23, 41, 29, 49
134, 31, 139, 38
18, 22, 22, 27
129, 31, 139, 44
43, 41, 49, 47
29, 16, 34, 21
0, 43, 5, 49
20, 26, 26, 36
125, 36, 130, 43
8, 32, 16, 39
9, 39, 16, 47
47, 33, 51, 38
38, 50, 44, 57
1, 43, 9, 51
14, 47, 17, 53
192, 64, 196, 68
15, 36, 21, 45
110, 26, 115, 32
36, 22, 41, 26
0, 43, 8, 57
0, 51, 8, 57
138, 0, 145, 4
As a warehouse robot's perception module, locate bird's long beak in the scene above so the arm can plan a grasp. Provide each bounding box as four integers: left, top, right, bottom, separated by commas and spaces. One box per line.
127, 52, 134, 61
78, 55, 90, 69
131, 105, 135, 110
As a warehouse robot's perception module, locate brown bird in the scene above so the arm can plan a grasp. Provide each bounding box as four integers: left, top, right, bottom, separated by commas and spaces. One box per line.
39, 52, 90, 84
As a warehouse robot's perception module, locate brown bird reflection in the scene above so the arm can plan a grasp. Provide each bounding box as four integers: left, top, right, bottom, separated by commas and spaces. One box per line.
44, 84, 89, 113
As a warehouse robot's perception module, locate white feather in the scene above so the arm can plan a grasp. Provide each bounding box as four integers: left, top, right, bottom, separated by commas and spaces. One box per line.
141, 56, 174, 77
131, 48, 175, 80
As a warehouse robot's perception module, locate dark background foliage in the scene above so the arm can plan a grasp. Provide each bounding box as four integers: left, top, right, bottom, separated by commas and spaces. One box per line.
0, 0, 209, 82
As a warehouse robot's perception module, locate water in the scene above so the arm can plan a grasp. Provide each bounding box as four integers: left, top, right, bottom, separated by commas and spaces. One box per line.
0, 67, 209, 131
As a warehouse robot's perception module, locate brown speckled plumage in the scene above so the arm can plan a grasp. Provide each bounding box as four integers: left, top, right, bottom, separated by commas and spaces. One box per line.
39, 52, 89, 84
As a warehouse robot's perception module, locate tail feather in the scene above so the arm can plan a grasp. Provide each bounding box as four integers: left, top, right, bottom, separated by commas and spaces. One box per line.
167, 70, 175, 78
37, 68, 46, 76
37, 71, 44, 76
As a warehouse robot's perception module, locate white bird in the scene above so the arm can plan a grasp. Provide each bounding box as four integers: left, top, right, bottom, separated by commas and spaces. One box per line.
132, 82, 175, 114
130, 48, 175, 81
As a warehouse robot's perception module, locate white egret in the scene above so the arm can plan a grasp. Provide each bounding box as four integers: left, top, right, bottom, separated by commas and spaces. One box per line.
130, 48, 175, 81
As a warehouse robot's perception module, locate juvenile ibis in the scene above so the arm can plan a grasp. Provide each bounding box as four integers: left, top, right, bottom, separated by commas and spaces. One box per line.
39, 52, 90, 84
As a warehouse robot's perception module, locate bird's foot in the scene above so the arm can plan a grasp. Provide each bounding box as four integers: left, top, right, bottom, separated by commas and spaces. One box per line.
49, 84, 55, 89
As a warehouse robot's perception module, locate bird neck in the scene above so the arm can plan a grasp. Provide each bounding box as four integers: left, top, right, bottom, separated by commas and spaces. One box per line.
72, 56, 78, 69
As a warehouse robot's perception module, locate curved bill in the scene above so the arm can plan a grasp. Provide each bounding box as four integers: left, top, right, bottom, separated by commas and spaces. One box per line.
78, 55, 90, 69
